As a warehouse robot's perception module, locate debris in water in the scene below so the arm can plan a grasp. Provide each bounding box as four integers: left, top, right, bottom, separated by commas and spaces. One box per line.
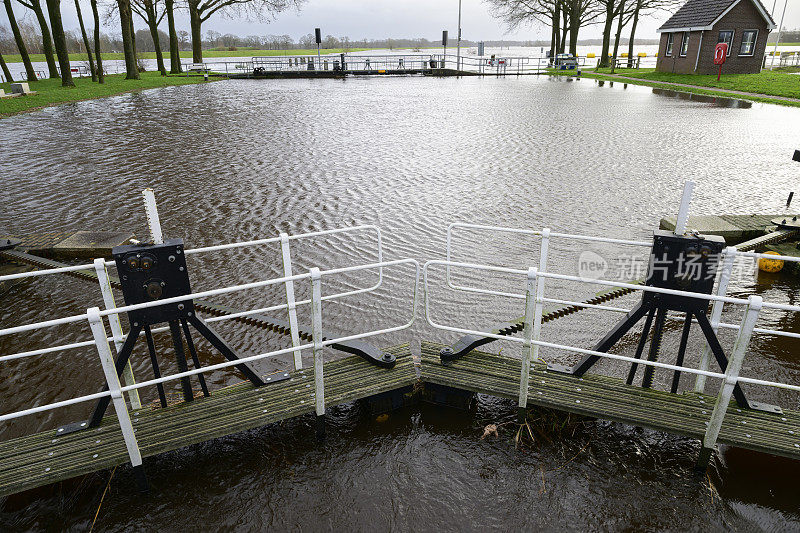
481, 424, 499, 440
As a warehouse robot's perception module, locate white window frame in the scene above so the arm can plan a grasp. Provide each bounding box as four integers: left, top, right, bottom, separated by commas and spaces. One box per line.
680, 32, 690, 57
718, 30, 734, 57
665, 33, 674, 57
739, 29, 758, 57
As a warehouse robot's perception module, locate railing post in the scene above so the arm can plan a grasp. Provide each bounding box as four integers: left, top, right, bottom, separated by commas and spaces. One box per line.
310, 267, 325, 440
86, 307, 148, 492
94, 258, 141, 409
673, 180, 694, 236
519, 267, 542, 420
694, 246, 736, 393
280, 233, 303, 370
697, 295, 761, 469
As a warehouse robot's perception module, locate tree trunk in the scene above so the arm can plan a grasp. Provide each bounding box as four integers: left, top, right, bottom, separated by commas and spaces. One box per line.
559, 8, 568, 54
144, 0, 166, 75
598, 1, 616, 68
4, 0, 37, 81
627, 0, 641, 67
569, 12, 580, 56
91, 0, 103, 82
117, 0, 139, 79
45, 0, 74, 86
74, 0, 96, 81
189, 1, 202, 63
550, 3, 560, 64
26, 0, 60, 78
610, 0, 626, 72
165, 0, 181, 73
129, 14, 139, 67
0, 50, 13, 82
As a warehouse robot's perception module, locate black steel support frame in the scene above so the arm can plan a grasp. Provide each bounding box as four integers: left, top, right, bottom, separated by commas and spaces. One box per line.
567, 296, 750, 408
86, 314, 264, 428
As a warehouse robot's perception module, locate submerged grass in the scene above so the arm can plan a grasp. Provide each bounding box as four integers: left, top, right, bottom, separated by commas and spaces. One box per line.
0, 71, 217, 117
547, 67, 800, 107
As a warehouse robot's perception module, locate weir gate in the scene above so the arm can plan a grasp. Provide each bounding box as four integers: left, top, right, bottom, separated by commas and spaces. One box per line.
2, 184, 800, 496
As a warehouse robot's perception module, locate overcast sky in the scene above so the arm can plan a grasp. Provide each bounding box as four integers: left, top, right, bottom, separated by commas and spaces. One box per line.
5, 0, 800, 42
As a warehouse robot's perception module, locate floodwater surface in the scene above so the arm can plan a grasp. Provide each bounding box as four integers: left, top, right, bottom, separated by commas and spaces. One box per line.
2, 75, 800, 530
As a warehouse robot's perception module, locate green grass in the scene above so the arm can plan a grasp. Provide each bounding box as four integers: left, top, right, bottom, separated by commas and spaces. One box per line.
595, 67, 800, 98
0, 71, 216, 117
2, 48, 371, 63
548, 67, 800, 107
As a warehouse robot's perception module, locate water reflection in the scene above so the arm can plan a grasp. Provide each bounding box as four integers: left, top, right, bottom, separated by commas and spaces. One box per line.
651, 87, 753, 108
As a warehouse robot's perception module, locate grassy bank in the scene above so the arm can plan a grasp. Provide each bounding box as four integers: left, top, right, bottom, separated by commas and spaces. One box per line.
3, 48, 371, 63
549, 67, 800, 107
0, 71, 216, 117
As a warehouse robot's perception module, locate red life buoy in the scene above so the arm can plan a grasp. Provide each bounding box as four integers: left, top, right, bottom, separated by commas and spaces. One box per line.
714, 43, 728, 65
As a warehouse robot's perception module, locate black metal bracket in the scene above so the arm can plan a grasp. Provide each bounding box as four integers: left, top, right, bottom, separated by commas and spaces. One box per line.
440, 320, 523, 364
195, 302, 397, 369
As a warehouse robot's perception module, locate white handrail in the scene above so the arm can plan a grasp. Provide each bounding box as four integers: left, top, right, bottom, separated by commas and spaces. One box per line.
0, 258, 419, 423
423, 258, 800, 397
445, 222, 652, 300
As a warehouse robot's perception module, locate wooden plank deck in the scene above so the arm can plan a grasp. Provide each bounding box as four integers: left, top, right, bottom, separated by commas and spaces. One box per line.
0, 345, 413, 497
420, 341, 800, 460
659, 214, 781, 243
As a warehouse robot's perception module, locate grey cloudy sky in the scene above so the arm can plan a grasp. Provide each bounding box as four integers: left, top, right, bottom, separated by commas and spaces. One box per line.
6, 0, 800, 42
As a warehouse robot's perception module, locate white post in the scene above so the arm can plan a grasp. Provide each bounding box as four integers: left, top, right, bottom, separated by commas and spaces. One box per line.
310, 267, 325, 437
280, 233, 303, 370
674, 180, 694, 236
142, 188, 164, 245
518, 267, 541, 415
699, 295, 761, 467
770, 0, 788, 69
94, 258, 141, 409
87, 307, 146, 486
694, 246, 736, 393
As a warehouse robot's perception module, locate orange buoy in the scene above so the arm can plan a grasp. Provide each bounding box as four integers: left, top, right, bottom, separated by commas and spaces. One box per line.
759, 251, 784, 273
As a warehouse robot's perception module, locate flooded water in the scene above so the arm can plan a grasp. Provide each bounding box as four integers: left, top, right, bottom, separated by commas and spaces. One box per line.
2, 75, 800, 530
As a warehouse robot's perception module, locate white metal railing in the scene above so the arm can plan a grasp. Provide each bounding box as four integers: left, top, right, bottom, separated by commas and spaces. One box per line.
428, 222, 800, 458
0, 256, 419, 474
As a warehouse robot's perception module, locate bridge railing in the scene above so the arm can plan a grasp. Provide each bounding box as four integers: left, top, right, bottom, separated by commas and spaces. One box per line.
0, 255, 419, 473
188, 53, 583, 76
426, 224, 800, 457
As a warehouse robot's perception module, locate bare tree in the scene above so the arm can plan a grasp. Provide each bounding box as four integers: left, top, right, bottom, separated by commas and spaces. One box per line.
131, 0, 167, 75
485, 0, 561, 59
595, 0, 627, 67
74, 0, 97, 80
165, 0, 180, 72
14, 0, 59, 77
626, 0, 682, 62
186, 0, 302, 62
0, 49, 13, 82
45, 0, 75, 86
91, 0, 103, 82
3, 0, 37, 80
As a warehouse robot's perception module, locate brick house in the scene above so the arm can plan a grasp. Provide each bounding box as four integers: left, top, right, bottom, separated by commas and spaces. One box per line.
656, 0, 776, 74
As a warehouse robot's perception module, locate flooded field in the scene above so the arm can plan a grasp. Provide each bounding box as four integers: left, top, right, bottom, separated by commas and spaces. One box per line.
2, 75, 800, 530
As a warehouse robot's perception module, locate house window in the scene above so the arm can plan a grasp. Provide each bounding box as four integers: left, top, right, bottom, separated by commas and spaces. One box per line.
665, 33, 674, 56
718, 30, 734, 56
739, 29, 758, 56
680, 32, 690, 56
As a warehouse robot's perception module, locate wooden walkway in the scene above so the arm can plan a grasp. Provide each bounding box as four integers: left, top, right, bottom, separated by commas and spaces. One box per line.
4, 340, 800, 497
0, 345, 414, 497
420, 342, 800, 460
